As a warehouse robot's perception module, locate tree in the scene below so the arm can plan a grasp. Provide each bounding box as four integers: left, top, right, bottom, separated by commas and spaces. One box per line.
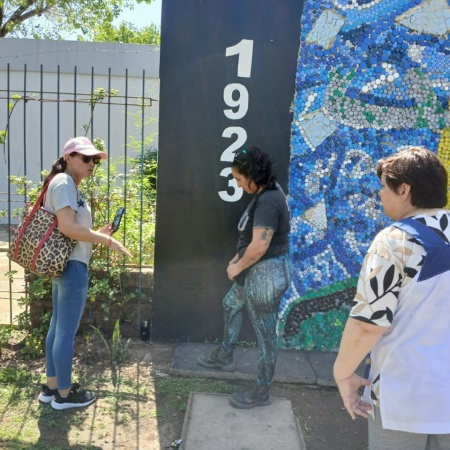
0, 0, 156, 40
85, 21, 160, 45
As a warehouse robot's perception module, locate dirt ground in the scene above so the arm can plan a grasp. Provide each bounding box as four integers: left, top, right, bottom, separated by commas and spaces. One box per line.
0, 336, 368, 450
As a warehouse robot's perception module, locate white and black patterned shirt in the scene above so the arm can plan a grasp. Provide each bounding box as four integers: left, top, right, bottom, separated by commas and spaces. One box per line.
350, 211, 450, 407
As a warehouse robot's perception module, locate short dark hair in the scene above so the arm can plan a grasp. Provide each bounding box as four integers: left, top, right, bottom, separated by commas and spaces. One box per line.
376, 146, 448, 208
231, 146, 277, 190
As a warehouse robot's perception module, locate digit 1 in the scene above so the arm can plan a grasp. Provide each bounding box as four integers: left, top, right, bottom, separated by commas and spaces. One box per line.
226, 39, 254, 78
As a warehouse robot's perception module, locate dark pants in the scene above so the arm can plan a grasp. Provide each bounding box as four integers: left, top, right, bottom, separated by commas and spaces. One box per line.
221, 254, 294, 386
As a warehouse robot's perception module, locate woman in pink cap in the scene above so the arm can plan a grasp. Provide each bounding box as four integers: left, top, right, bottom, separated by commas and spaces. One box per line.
38, 137, 132, 410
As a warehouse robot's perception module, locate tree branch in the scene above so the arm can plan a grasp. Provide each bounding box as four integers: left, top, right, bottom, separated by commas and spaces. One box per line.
1, 1, 54, 37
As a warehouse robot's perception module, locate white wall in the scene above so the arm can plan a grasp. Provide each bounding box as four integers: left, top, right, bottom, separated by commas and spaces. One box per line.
0, 38, 160, 223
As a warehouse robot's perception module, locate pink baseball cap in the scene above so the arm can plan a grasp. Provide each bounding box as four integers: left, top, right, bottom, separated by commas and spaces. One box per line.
62, 137, 108, 159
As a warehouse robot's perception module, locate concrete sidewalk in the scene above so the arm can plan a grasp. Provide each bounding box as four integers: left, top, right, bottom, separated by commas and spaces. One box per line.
170, 342, 364, 387
171, 343, 365, 450
181, 392, 306, 450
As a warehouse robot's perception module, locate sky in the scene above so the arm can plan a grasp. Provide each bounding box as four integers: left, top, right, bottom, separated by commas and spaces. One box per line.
58, 0, 161, 40
114, 0, 162, 28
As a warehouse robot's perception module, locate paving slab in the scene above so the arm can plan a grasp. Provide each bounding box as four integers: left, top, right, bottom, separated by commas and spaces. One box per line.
170, 342, 317, 385
180, 392, 306, 450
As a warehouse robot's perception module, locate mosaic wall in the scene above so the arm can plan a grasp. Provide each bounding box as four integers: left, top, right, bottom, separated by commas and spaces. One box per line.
279, 0, 450, 350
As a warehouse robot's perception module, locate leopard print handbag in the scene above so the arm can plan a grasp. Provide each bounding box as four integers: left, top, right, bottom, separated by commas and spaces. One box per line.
8, 181, 77, 278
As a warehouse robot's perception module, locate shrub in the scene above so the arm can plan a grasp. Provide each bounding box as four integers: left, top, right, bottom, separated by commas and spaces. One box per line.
3, 149, 156, 353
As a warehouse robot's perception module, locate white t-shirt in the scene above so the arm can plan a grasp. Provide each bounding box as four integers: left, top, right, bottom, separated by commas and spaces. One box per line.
44, 173, 92, 265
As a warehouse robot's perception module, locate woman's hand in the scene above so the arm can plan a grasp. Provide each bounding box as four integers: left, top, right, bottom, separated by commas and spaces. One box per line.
99, 222, 113, 236
333, 318, 386, 420
226, 262, 241, 281
228, 254, 240, 265
335, 373, 372, 420
108, 237, 133, 258
98, 222, 131, 256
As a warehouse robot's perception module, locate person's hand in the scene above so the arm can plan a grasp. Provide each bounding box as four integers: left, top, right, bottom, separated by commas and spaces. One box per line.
109, 237, 133, 258
228, 254, 239, 265
335, 373, 372, 420
99, 222, 113, 235
226, 262, 242, 281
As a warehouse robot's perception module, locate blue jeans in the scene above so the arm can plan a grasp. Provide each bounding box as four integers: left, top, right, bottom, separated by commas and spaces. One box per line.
221, 253, 294, 386
45, 260, 88, 390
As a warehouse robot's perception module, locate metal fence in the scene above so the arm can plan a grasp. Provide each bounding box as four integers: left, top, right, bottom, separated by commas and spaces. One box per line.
0, 62, 158, 331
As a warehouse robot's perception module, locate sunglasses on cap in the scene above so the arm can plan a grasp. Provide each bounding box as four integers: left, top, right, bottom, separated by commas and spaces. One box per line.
70, 152, 101, 165
233, 149, 248, 165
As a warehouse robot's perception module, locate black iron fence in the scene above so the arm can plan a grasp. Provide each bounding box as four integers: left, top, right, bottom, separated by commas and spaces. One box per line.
0, 62, 158, 334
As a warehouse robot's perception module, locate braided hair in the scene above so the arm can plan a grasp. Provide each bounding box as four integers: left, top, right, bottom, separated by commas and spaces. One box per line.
231, 146, 277, 190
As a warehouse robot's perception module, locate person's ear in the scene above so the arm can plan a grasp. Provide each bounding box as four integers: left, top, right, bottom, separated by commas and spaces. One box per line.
400, 183, 411, 197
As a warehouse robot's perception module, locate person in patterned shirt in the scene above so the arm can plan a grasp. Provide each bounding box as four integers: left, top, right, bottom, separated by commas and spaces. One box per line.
334, 146, 450, 450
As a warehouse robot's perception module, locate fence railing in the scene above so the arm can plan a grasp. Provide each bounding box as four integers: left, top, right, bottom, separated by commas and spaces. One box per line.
0, 63, 159, 333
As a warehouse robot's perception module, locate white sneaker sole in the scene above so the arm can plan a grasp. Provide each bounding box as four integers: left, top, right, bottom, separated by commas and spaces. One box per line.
51, 397, 96, 410
38, 393, 54, 404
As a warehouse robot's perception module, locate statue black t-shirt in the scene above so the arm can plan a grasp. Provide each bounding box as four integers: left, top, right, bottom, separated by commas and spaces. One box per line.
236, 183, 290, 260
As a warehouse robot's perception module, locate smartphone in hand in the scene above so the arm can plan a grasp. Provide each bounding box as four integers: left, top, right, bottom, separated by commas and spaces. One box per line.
111, 207, 125, 233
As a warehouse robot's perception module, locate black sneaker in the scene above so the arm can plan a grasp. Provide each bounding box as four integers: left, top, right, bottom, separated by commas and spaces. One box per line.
51, 384, 96, 410
197, 347, 235, 371
229, 386, 271, 409
38, 384, 58, 404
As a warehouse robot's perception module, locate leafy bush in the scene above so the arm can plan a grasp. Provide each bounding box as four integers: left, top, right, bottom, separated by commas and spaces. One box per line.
91, 319, 131, 365
3, 148, 157, 353
0, 325, 13, 358
2, 86, 157, 355
82, 142, 156, 266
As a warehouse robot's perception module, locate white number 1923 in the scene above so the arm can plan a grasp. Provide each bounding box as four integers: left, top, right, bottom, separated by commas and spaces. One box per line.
218, 39, 254, 202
